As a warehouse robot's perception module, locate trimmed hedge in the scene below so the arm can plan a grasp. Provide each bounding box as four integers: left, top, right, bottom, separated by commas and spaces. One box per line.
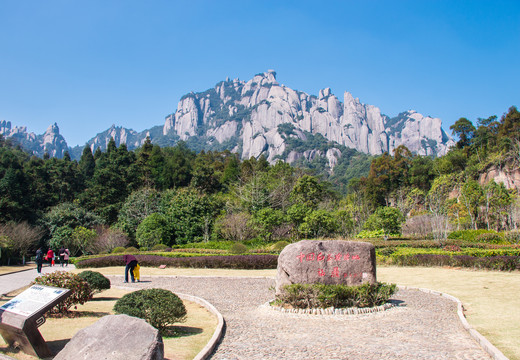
76, 254, 278, 269
276, 282, 397, 309
390, 254, 520, 271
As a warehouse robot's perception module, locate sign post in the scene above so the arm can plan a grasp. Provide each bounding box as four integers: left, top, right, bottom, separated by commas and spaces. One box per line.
0, 285, 71, 357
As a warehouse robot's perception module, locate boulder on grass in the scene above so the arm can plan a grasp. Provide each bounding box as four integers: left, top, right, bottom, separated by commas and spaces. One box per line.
276, 240, 377, 294
54, 314, 164, 360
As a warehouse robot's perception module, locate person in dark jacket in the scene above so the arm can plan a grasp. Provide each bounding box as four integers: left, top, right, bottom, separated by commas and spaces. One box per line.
58, 246, 66, 266
35, 247, 43, 274
123, 254, 138, 283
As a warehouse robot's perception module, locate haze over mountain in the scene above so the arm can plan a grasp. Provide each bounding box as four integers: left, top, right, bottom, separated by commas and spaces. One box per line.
1, 70, 454, 169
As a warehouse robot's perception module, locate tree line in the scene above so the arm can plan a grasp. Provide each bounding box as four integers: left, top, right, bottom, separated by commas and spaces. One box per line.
0, 106, 519, 262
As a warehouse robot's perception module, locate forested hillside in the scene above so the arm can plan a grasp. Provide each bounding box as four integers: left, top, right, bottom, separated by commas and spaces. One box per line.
0, 106, 518, 262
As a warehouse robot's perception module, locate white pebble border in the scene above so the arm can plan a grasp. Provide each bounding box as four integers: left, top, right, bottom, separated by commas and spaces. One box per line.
266, 301, 394, 315
400, 285, 509, 360
115, 285, 225, 360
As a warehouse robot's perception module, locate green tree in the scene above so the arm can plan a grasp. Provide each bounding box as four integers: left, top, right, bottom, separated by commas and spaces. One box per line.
160, 188, 219, 245
252, 207, 285, 241
117, 188, 161, 243
136, 213, 169, 249
364, 207, 404, 236
43, 202, 103, 246
299, 209, 339, 238
450, 117, 476, 149
70, 226, 97, 256
459, 179, 483, 230
79, 145, 96, 179
161, 141, 195, 188
290, 175, 323, 209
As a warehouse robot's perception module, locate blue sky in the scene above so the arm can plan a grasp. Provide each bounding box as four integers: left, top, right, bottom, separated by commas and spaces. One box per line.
1, 0, 518, 147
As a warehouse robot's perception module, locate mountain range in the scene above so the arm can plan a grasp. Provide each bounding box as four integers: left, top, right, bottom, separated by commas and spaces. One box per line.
1, 70, 454, 169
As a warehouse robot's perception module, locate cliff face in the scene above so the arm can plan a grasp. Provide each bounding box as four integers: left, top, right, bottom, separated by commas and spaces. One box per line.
2, 70, 455, 169
162, 70, 454, 166
479, 165, 520, 192
0, 120, 68, 158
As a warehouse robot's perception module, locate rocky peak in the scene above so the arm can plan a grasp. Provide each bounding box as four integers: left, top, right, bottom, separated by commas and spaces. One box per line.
160, 70, 454, 168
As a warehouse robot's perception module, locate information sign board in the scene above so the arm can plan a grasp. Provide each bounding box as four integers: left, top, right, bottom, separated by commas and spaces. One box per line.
1, 285, 68, 317
0, 284, 70, 358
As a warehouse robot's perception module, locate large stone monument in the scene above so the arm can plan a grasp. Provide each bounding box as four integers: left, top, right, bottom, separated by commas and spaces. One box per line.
276, 240, 377, 294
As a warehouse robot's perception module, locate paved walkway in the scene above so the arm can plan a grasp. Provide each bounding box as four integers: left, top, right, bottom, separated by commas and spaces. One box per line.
112, 275, 492, 360
0, 269, 495, 359
0, 264, 75, 296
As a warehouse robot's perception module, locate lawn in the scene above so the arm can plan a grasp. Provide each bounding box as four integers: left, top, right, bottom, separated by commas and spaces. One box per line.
0, 287, 217, 360
1, 264, 518, 359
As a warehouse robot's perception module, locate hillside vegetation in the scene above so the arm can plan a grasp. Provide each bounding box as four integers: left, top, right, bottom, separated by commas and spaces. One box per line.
0, 106, 518, 265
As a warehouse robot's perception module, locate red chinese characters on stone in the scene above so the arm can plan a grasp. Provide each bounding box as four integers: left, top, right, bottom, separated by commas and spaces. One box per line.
343, 273, 362, 278
317, 268, 343, 277
297, 252, 361, 262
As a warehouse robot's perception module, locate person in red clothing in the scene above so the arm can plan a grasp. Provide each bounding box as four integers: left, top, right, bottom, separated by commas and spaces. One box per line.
123, 254, 138, 283
46, 248, 55, 267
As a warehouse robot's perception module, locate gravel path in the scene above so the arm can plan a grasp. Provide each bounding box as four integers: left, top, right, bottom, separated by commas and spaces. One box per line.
111, 276, 492, 360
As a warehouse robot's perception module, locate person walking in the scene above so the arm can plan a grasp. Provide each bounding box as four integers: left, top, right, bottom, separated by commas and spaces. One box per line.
123, 254, 138, 283
58, 246, 66, 266
35, 247, 43, 274
62, 248, 70, 267
46, 248, 54, 267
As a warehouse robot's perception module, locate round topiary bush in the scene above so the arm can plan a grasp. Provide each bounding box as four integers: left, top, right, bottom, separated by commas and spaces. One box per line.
152, 243, 169, 251
78, 270, 111, 293
112, 246, 126, 254
229, 242, 248, 254
124, 246, 139, 254
113, 288, 186, 333
33, 272, 93, 315
272, 240, 290, 252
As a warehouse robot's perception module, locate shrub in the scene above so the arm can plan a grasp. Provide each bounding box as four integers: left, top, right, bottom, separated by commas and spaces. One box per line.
112, 247, 126, 254
272, 240, 290, 252
152, 243, 169, 251
78, 270, 111, 293
377, 247, 397, 257
443, 245, 462, 252
448, 229, 496, 242
124, 247, 139, 254
505, 230, 520, 244
114, 288, 186, 333
76, 254, 278, 269
356, 229, 386, 239
276, 282, 397, 309
390, 254, 520, 271
229, 242, 248, 254
32, 272, 93, 315
475, 233, 506, 244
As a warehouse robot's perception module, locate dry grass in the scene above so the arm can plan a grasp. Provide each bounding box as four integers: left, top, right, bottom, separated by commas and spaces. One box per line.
70, 266, 276, 278
0, 265, 35, 275
0, 288, 217, 360
2, 265, 519, 359
377, 266, 520, 360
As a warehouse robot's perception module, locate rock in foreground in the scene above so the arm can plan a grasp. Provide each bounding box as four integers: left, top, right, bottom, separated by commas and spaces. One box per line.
54, 314, 164, 360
